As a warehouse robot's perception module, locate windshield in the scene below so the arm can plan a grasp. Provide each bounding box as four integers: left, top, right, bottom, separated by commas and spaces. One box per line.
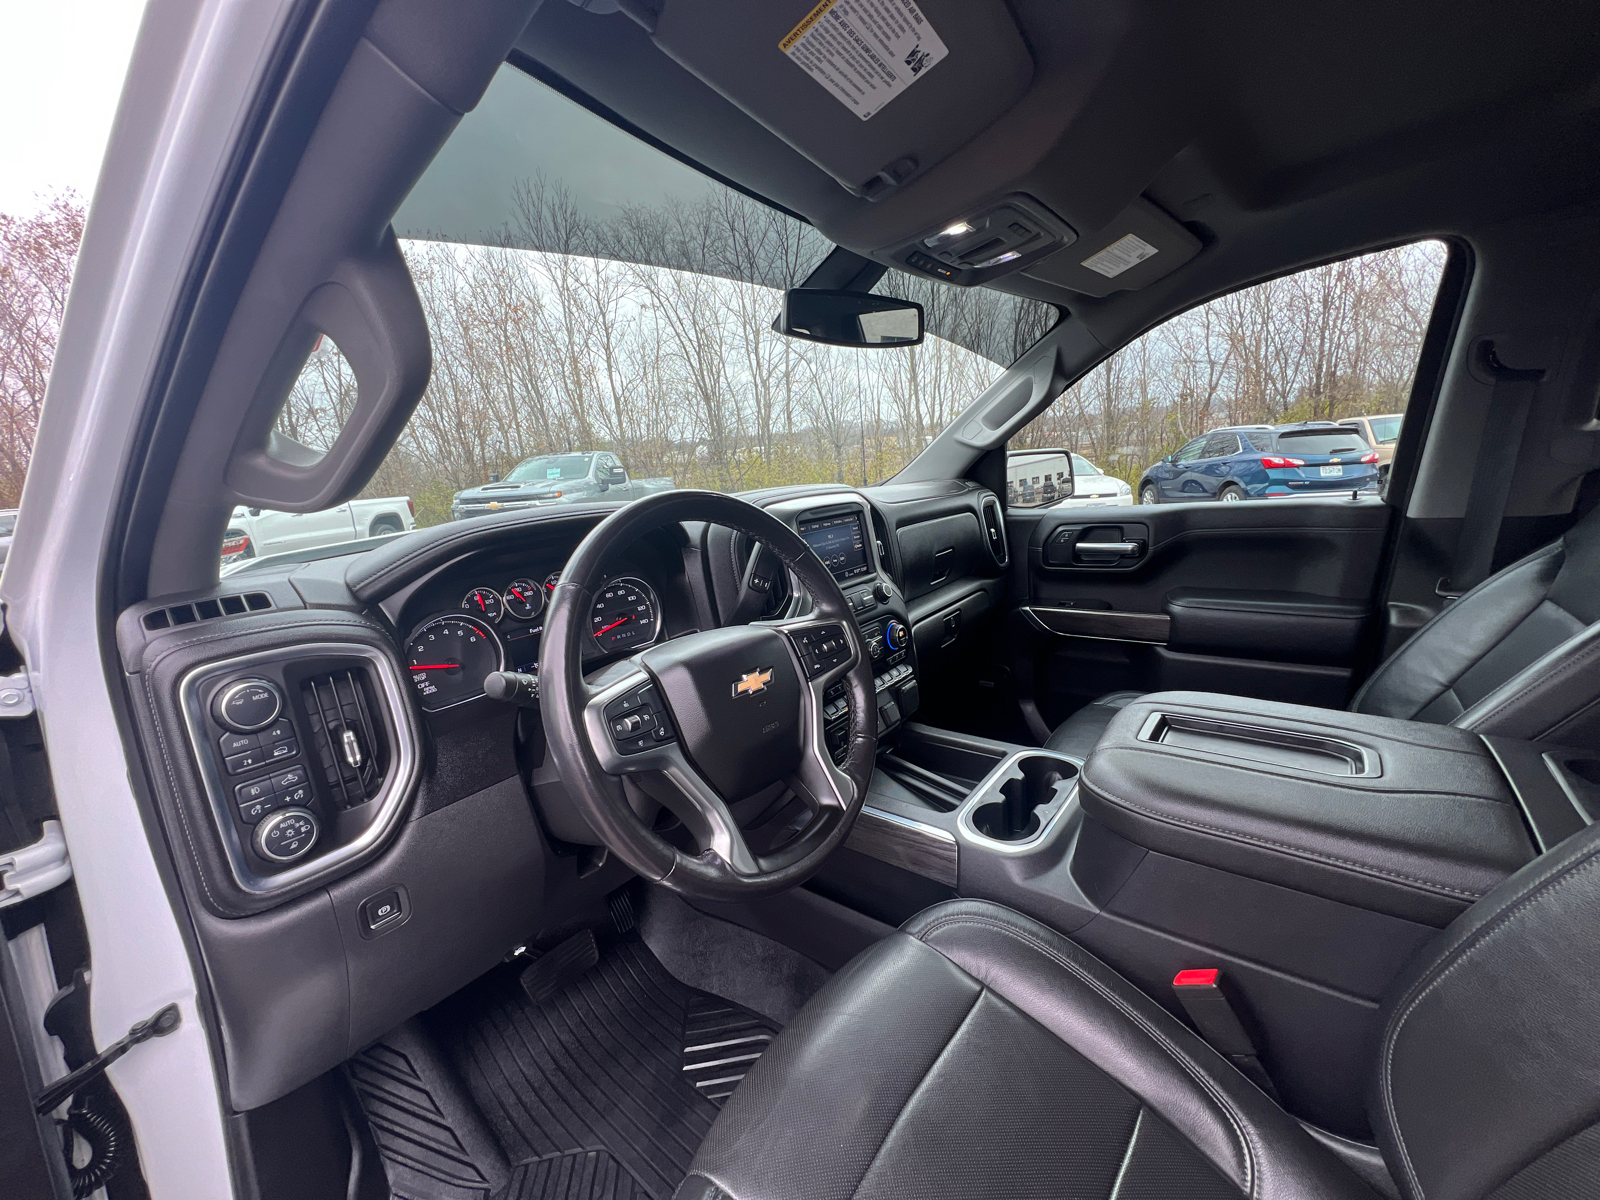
1275, 430, 1371, 455
503, 455, 594, 483
221, 62, 1055, 571
1071, 454, 1102, 476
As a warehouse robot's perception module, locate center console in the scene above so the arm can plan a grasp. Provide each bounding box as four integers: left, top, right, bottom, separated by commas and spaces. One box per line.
827, 691, 1589, 1142
777, 497, 920, 765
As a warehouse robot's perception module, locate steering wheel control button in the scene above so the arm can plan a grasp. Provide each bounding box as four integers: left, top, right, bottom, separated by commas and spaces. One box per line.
254, 808, 318, 863
604, 684, 675, 755
219, 730, 259, 757
795, 624, 851, 677
214, 679, 283, 733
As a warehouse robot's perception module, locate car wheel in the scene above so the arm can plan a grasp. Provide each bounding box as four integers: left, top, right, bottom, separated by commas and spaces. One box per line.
1218, 484, 1245, 503
1139, 484, 1158, 506
370, 517, 404, 536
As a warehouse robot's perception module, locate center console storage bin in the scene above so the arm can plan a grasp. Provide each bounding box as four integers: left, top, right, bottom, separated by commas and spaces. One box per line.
1079, 691, 1535, 926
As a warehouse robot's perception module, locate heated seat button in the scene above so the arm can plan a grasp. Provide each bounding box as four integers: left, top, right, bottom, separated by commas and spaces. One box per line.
361, 889, 404, 932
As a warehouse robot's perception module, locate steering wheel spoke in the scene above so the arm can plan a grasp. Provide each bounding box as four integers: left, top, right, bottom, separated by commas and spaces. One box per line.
580, 662, 761, 876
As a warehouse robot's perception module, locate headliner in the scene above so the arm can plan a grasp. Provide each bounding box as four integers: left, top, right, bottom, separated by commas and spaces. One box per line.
512, 0, 1600, 348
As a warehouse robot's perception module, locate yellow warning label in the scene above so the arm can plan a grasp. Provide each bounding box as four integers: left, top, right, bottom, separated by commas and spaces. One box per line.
780, 0, 838, 54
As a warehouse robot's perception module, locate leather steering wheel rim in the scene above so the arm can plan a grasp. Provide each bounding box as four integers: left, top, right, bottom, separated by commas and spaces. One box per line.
540, 490, 878, 900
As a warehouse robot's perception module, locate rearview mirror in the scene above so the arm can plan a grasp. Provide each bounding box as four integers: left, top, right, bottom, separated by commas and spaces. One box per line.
774, 289, 924, 348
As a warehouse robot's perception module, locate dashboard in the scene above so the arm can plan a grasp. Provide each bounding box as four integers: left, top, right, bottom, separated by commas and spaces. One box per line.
117, 482, 1007, 1115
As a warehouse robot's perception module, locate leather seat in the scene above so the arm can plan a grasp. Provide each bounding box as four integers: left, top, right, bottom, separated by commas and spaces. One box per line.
1047, 506, 1600, 759
678, 819, 1600, 1200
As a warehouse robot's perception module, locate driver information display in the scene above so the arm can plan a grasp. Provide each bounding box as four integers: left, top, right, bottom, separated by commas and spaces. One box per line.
799, 512, 870, 581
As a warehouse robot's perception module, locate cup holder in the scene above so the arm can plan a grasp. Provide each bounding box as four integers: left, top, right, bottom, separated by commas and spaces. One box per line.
969, 754, 1079, 843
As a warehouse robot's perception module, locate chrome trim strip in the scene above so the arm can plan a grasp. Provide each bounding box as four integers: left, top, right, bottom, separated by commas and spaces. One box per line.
847, 805, 958, 886
1134, 710, 1380, 778
1022, 605, 1171, 645
178, 642, 421, 895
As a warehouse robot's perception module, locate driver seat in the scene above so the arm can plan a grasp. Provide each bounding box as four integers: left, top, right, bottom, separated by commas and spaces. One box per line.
675, 819, 1600, 1200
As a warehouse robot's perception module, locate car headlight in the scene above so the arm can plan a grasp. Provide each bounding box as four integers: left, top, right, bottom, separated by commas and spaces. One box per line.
1115, 479, 1132, 494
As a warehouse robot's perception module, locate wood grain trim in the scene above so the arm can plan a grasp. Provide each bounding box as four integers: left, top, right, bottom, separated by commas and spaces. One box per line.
1023, 606, 1171, 644
845, 806, 958, 886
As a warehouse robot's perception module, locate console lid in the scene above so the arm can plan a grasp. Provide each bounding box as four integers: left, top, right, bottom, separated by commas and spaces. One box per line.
1078, 692, 1536, 925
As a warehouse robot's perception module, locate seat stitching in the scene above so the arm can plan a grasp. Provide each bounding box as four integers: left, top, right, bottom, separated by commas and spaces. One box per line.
1084, 784, 1483, 899
844, 985, 985, 1200
1107, 1108, 1146, 1200
913, 913, 1256, 1199
1378, 848, 1600, 1200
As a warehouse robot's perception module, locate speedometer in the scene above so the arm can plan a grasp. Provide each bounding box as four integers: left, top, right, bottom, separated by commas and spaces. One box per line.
406, 614, 504, 711
589, 577, 661, 654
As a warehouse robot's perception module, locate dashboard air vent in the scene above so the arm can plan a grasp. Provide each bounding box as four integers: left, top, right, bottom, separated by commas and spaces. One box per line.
980, 495, 1009, 569
302, 669, 387, 807
142, 592, 272, 631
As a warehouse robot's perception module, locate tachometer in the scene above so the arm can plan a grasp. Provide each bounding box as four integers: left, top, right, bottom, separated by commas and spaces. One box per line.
503, 578, 543, 622
590, 577, 661, 654
406, 614, 504, 711
462, 587, 503, 622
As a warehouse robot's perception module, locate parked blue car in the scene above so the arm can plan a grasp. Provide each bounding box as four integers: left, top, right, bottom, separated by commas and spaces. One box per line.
1138, 422, 1381, 504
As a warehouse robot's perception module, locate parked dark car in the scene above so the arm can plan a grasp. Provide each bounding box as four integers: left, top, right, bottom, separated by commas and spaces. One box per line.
1138, 422, 1381, 504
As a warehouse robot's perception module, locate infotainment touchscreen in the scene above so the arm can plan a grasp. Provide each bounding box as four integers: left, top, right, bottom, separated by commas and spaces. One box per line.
798, 512, 870, 581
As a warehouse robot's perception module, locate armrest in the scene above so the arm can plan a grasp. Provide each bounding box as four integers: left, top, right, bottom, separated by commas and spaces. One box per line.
1078, 692, 1536, 925
1164, 589, 1368, 665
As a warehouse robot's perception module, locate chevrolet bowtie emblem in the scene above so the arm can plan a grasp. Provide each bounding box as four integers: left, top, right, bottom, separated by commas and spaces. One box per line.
733, 667, 774, 698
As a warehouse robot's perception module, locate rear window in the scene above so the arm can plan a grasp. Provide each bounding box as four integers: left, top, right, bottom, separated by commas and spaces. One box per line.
1274, 430, 1371, 455
1366, 416, 1402, 444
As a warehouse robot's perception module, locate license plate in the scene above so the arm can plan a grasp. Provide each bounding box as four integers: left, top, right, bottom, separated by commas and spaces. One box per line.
1320, 465, 1343, 477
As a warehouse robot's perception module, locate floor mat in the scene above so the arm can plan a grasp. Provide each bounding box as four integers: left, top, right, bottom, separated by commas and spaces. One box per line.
352, 937, 780, 1200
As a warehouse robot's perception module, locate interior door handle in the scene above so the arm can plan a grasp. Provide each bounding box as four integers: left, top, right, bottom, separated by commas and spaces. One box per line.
1076, 542, 1139, 555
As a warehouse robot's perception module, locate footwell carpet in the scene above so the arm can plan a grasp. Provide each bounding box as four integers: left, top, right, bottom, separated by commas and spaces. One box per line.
350, 938, 779, 1200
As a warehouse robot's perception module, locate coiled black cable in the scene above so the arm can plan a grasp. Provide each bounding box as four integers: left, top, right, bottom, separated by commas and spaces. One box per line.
62, 1101, 122, 1198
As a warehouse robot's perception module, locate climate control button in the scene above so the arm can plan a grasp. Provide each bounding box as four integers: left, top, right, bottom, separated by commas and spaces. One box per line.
885, 621, 910, 652
253, 807, 318, 863
214, 679, 282, 733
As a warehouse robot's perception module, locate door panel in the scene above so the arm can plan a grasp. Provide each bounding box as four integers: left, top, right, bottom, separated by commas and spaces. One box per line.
1007, 498, 1393, 734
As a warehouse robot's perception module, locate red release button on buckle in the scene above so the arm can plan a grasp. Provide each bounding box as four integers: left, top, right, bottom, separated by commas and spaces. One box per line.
1173, 968, 1220, 988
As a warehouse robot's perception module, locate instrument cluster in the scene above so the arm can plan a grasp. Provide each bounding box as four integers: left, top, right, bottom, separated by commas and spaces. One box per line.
404, 568, 663, 712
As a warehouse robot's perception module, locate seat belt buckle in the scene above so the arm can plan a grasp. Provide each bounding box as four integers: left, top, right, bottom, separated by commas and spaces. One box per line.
1172, 969, 1280, 1101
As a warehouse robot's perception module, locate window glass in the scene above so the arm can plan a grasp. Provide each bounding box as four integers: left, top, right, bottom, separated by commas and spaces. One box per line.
1203, 432, 1241, 458
1366, 416, 1403, 444
1071, 454, 1102, 476
1275, 430, 1370, 455
1172, 439, 1207, 464
219, 63, 1056, 569
1014, 241, 1448, 501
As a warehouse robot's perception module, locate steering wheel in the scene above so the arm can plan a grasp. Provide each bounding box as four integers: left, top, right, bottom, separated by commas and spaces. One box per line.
540, 490, 878, 899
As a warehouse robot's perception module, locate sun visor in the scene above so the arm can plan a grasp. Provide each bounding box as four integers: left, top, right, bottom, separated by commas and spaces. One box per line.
646, 0, 1034, 199
1023, 198, 1201, 297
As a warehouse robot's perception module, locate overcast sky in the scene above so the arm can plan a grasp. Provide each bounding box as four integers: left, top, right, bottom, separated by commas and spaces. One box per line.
0, 0, 145, 216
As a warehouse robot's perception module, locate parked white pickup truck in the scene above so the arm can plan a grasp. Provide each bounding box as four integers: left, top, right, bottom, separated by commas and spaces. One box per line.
220, 496, 415, 565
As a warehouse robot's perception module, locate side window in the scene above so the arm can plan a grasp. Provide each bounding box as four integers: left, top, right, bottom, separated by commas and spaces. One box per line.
1013, 241, 1449, 495
1203, 432, 1241, 458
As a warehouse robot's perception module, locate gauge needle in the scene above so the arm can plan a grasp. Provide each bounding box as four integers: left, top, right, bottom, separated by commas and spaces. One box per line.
409, 663, 459, 671
510, 588, 525, 601
594, 616, 630, 635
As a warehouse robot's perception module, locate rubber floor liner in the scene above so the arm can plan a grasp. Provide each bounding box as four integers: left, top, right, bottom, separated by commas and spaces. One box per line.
357, 937, 779, 1200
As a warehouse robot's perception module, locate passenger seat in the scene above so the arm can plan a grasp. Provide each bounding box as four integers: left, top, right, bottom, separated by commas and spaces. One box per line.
1046, 506, 1600, 756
